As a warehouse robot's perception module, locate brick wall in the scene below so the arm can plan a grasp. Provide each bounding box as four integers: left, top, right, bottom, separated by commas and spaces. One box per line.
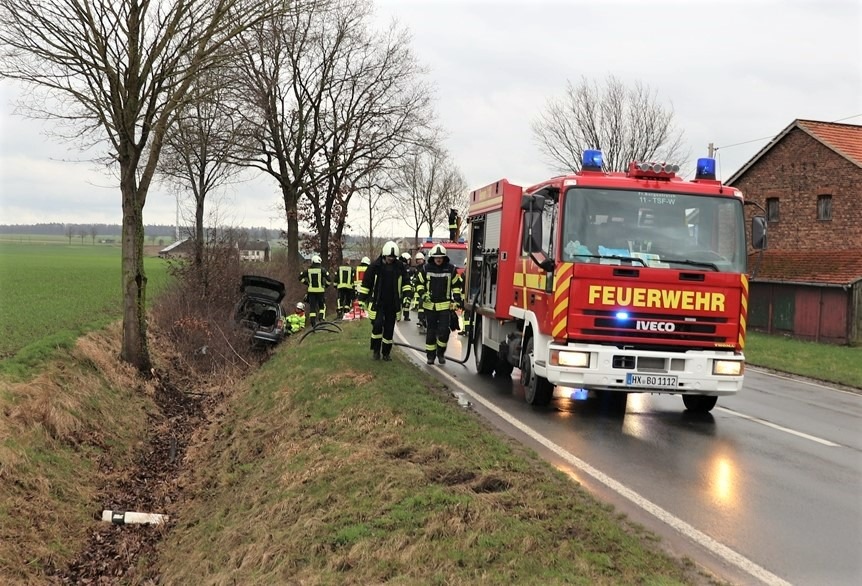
735, 128, 862, 251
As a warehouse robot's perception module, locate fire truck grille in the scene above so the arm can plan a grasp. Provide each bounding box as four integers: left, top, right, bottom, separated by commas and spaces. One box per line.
582, 310, 730, 344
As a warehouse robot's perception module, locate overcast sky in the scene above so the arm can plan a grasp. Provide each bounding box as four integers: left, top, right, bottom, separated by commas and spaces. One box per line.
1, 0, 860, 236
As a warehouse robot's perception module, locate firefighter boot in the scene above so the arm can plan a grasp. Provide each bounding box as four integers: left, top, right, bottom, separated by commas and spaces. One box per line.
426, 353, 435, 365
437, 347, 446, 365
371, 338, 382, 361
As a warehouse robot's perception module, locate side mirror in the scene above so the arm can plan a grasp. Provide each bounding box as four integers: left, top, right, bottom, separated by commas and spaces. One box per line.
751, 216, 767, 250
520, 194, 545, 211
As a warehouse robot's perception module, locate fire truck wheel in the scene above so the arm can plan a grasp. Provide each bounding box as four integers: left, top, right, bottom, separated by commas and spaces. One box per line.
522, 337, 553, 406
474, 319, 497, 375
682, 394, 718, 413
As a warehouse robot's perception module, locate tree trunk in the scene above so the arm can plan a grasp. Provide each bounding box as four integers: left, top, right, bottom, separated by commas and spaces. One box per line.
120, 180, 152, 373
282, 183, 300, 275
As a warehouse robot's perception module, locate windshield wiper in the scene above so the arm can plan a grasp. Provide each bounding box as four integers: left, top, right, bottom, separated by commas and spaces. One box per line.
572, 254, 647, 267
660, 258, 719, 271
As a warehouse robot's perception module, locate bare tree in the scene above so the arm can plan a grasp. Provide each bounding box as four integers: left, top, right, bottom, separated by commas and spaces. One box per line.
89, 225, 98, 244
392, 144, 467, 245
64, 224, 73, 244
532, 75, 687, 173
158, 67, 246, 271
0, 0, 282, 372
235, 0, 433, 269
352, 169, 397, 259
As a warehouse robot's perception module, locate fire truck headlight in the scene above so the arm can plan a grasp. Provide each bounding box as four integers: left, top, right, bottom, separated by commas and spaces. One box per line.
551, 350, 590, 368
713, 360, 744, 376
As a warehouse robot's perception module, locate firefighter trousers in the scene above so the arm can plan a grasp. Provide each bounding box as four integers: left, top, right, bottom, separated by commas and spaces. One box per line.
424, 309, 450, 361
306, 292, 325, 325
370, 308, 397, 357
337, 288, 353, 315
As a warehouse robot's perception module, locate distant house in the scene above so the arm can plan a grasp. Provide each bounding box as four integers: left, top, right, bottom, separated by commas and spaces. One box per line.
240, 240, 271, 262
159, 238, 272, 262
158, 238, 193, 259
728, 119, 862, 344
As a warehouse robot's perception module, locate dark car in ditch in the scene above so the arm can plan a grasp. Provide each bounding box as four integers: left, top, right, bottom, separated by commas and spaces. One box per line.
234, 275, 286, 346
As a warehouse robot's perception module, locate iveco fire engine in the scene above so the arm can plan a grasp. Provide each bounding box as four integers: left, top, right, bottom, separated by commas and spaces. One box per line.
464, 150, 766, 413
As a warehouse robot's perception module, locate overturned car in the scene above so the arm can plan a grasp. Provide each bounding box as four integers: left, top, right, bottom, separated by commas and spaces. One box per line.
234, 275, 286, 346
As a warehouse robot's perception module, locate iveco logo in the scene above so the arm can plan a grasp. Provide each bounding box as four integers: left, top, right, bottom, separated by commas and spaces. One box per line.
636, 320, 676, 332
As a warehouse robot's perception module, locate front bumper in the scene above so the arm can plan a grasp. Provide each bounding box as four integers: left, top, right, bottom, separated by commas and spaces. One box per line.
541, 343, 743, 396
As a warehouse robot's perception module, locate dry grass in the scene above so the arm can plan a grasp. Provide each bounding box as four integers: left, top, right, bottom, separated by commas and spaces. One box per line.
0, 324, 154, 583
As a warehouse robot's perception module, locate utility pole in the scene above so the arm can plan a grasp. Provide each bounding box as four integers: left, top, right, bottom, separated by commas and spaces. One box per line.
708, 142, 715, 157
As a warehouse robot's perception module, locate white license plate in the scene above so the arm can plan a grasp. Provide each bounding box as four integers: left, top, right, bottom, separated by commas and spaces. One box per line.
625, 373, 678, 388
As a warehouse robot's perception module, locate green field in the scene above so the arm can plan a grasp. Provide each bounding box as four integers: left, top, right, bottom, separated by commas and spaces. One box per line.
0, 242, 171, 375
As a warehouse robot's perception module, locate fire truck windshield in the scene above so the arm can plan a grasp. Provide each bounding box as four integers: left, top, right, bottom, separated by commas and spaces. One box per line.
560, 188, 746, 273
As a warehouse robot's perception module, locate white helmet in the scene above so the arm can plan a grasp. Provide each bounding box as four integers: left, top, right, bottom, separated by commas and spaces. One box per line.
296, 302, 305, 311
382, 240, 399, 258
428, 244, 447, 258
360, 256, 371, 265
400, 252, 411, 261
414, 252, 425, 261
311, 254, 322, 264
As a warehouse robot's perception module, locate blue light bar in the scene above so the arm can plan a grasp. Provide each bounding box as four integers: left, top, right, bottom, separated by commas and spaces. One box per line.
696, 157, 716, 180
615, 311, 629, 320
582, 149, 603, 171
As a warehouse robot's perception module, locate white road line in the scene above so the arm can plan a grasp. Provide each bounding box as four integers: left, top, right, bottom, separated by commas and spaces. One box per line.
715, 407, 841, 447
395, 330, 792, 586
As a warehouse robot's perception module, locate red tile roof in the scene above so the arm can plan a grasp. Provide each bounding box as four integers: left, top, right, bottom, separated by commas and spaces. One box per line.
748, 250, 862, 286
797, 119, 862, 167
728, 119, 862, 184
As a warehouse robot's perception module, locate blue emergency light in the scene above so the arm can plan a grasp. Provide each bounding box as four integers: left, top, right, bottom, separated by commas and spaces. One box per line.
695, 157, 717, 180
582, 149, 603, 171
615, 311, 629, 321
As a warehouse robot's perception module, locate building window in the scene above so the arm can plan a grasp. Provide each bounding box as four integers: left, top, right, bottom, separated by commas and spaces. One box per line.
766, 197, 779, 222
817, 194, 832, 221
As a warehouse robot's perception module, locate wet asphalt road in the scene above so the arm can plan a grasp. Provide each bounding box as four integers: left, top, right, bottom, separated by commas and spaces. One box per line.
393, 320, 862, 586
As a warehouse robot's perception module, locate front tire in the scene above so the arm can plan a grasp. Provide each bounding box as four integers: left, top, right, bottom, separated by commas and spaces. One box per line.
474, 318, 497, 375
521, 337, 553, 406
682, 395, 718, 413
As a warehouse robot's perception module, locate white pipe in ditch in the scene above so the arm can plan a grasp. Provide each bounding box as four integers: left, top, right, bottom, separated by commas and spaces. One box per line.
101, 510, 168, 525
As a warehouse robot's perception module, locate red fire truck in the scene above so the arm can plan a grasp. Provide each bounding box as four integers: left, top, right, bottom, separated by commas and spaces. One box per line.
418, 238, 468, 273
464, 150, 766, 413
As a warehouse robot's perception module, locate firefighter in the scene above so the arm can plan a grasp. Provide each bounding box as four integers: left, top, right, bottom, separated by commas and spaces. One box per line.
336, 259, 355, 318
354, 256, 371, 305
299, 254, 332, 326
415, 244, 462, 365
284, 302, 306, 334
412, 252, 426, 331
399, 252, 413, 321
448, 208, 458, 241
357, 241, 411, 361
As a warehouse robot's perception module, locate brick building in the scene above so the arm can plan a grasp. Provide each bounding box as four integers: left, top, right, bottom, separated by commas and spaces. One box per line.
727, 119, 862, 344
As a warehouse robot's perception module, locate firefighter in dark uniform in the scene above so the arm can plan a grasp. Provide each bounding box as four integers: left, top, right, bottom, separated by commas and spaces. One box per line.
299, 254, 332, 326
415, 244, 463, 365
448, 208, 458, 241
412, 252, 426, 330
399, 252, 413, 321
336, 260, 355, 318
357, 241, 411, 361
